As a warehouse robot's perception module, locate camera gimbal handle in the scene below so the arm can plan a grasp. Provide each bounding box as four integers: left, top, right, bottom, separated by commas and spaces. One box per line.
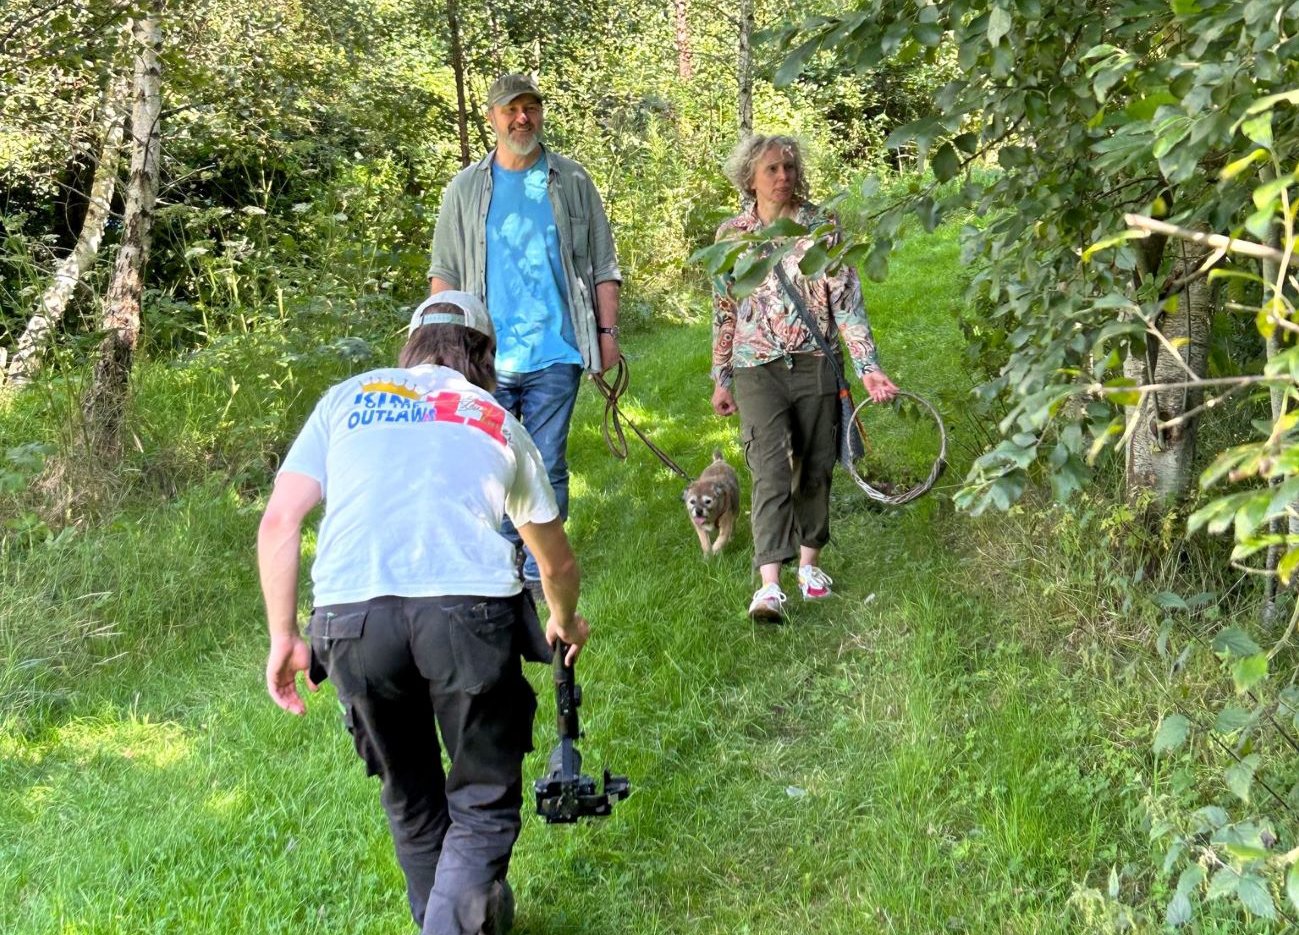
533, 641, 630, 823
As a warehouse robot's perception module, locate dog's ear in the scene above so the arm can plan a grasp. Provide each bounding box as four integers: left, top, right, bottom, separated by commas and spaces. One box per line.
713, 483, 724, 497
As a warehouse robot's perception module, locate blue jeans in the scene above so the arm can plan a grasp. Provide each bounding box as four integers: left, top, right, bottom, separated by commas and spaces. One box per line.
494, 363, 583, 580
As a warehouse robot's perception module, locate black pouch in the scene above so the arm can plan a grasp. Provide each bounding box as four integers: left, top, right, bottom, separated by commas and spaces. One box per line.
306, 607, 367, 688
515, 589, 553, 664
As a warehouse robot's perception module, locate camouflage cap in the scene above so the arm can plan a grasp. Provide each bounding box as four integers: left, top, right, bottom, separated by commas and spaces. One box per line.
487, 73, 543, 109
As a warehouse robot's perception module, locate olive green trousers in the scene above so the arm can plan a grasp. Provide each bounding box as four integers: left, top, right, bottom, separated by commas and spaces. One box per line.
733, 353, 839, 570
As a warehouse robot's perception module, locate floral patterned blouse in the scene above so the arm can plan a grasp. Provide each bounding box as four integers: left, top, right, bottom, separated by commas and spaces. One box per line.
711, 201, 880, 388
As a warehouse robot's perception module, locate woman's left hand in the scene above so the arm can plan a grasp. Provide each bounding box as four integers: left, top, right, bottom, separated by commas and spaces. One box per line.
861, 370, 899, 403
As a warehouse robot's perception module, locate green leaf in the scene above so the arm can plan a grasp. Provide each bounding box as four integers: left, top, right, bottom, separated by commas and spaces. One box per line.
1236, 873, 1276, 919
1126, 91, 1179, 121
1214, 704, 1253, 734
1154, 713, 1191, 754
1286, 862, 1299, 913
764, 217, 809, 238
1152, 591, 1188, 611
1212, 627, 1263, 658
689, 240, 745, 275
1232, 653, 1268, 694
863, 242, 890, 282
1278, 547, 1299, 585
774, 37, 821, 87
1195, 806, 1229, 831
1225, 753, 1260, 802
932, 142, 960, 183
1166, 890, 1192, 927
1241, 112, 1274, 149
1103, 376, 1141, 407
1208, 866, 1241, 900
1221, 148, 1268, 181
987, 5, 1013, 45
1239, 88, 1299, 118
731, 252, 779, 298
799, 243, 831, 278
1082, 229, 1147, 262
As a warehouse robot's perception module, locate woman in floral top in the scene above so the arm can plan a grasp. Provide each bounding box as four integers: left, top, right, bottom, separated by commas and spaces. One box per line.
711, 134, 897, 622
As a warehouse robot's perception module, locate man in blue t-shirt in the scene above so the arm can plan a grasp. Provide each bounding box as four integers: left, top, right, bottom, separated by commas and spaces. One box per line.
429, 73, 622, 604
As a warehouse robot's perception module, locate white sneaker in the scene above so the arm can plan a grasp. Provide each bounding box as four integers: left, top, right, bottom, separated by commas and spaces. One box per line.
797, 565, 834, 600
748, 582, 788, 623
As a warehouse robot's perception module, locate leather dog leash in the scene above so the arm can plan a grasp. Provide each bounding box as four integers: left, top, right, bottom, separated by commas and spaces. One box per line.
588, 355, 693, 481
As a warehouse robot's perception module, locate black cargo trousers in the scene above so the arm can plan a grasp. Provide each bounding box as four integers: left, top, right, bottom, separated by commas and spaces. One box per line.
308, 593, 547, 935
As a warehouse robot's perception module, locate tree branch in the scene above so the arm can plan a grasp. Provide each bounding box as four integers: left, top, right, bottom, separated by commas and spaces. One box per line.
1125, 214, 1298, 267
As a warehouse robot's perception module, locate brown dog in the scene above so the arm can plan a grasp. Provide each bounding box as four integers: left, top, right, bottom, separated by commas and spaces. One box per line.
683, 449, 740, 556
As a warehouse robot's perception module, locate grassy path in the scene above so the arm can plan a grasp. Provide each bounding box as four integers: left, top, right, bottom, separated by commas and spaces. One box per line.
1, 229, 1141, 933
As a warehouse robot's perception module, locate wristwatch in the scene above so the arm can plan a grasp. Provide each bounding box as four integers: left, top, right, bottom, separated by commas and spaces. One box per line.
598, 326, 620, 337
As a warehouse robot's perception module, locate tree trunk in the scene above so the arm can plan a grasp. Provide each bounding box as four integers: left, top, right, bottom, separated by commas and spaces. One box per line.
737, 0, 753, 138
447, 0, 471, 167
83, 8, 161, 461
1262, 183, 1292, 624
7, 74, 128, 387
674, 0, 693, 79
1123, 247, 1215, 502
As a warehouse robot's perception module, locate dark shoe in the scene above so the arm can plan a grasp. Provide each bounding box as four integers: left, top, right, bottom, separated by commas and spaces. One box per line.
524, 579, 546, 607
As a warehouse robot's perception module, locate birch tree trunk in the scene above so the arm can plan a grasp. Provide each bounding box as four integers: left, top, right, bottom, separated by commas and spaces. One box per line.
83, 8, 161, 460
1124, 247, 1215, 502
7, 74, 128, 387
737, 0, 753, 139
674, 0, 693, 79
1262, 184, 1292, 623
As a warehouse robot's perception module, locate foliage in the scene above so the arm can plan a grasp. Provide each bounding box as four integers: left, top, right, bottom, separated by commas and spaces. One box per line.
766, 0, 1298, 512
764, 2, 1299, 928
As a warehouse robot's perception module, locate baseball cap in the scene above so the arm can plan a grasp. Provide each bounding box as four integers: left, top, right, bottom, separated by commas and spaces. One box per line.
487, 73, 543, 109
408, 291, 495, 341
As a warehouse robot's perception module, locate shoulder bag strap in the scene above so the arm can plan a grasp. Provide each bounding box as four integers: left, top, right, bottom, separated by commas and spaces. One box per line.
773, 263, 851, 393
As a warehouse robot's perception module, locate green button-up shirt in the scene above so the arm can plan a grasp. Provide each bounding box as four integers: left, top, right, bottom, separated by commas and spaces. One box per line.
427, 146, 622, 373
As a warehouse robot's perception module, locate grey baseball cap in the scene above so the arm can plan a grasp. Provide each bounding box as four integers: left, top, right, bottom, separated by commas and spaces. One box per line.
408, 291, 495, 341
487, 73, 543, 109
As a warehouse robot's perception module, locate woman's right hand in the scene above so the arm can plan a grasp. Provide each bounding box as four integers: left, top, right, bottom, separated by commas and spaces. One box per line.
712, 385, 738, 416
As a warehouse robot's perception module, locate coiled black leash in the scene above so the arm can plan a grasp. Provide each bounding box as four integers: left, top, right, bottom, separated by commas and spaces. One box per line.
587, 356, 693, 481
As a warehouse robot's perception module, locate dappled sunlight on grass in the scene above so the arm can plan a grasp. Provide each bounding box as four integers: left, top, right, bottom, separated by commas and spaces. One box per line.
53, 715, 191, 769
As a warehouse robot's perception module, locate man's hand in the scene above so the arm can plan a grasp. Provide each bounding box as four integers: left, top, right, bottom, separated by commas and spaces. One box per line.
266, 633, 316, 715
712, 384, 738, 416
599, 333, 621, 374
862, 370, 899, 404
546, 613, 590, 666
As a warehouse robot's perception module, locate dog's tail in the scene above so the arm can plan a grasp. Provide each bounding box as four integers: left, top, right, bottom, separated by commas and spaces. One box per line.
712, 447, 724, 462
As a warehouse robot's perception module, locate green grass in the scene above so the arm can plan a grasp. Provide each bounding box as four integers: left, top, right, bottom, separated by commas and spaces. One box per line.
1, 226, 1173, 933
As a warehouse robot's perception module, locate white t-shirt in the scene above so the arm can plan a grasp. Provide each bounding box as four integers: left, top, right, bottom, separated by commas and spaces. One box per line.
279, 364, 559, 605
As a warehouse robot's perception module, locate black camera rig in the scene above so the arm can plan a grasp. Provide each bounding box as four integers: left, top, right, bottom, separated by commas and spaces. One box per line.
533, 641, 630, 823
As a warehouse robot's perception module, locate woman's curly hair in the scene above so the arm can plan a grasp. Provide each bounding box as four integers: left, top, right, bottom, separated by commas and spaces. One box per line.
722, 134, 809, 203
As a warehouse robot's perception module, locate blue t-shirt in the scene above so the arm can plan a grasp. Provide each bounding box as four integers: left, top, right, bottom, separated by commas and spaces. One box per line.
486, 154, 582, 373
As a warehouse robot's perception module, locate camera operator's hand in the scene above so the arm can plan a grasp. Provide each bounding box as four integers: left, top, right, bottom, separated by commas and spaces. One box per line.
547, 613, 589, 666
266, 632, 317, 715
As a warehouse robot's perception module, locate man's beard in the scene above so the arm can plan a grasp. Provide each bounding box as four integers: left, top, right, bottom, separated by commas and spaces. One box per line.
499, 130, 540, 158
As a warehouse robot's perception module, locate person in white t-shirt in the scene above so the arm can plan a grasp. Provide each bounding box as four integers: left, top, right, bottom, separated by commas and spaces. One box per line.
258, 291, 588, 935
